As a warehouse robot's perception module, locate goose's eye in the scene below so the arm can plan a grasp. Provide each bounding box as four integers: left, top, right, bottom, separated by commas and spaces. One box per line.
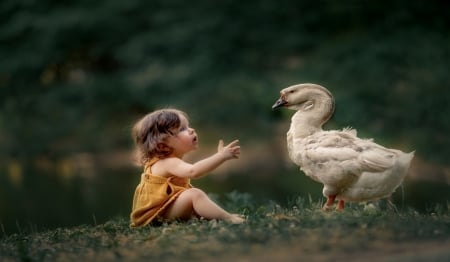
289, 90, 295, 94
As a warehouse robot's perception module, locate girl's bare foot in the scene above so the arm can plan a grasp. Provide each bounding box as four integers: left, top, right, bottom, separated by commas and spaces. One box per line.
227, 214, 246, 224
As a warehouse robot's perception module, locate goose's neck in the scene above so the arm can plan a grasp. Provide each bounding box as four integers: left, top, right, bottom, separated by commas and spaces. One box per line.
289, 111, 323, 139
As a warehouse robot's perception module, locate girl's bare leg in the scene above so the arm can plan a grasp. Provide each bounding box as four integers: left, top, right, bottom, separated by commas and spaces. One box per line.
163, 188, 244, 223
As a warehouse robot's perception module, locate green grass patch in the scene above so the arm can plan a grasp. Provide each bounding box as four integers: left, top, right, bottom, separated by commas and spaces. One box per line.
1, 193, 449, 261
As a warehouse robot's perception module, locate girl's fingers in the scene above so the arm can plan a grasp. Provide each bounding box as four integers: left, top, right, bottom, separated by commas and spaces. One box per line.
218, 139, 224, 150
218, 139, 240, 158
227, 139, 240, 148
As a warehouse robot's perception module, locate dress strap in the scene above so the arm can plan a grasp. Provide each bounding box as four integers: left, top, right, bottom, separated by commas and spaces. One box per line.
144, 157, 159, 173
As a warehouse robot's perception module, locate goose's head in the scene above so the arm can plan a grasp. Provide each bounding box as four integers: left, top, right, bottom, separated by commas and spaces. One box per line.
272, 83, 335, 126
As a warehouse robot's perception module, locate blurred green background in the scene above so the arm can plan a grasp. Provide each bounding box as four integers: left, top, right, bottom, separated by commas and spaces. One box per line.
1, 0, 449, 235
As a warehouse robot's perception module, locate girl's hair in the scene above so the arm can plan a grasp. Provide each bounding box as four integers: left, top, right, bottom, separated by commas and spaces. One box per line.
132, 108, 188, 165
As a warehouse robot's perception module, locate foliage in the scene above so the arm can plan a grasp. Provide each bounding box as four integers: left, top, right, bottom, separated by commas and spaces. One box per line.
1, 195, 449, 261
1, 0, 449, 161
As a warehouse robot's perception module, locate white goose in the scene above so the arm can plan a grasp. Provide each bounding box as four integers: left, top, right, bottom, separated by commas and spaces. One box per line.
272, 83, 414, 210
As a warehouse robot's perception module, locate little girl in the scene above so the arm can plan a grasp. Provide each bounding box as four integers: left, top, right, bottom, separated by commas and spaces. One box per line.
130, 108, 245, 227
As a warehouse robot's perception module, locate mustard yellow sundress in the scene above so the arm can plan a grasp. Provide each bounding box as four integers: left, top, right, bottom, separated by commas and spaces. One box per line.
130, 158, 192, 227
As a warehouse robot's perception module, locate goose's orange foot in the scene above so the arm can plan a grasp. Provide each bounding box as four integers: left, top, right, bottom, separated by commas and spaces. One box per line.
336, 200, 345, 211
322, 195, 336, 211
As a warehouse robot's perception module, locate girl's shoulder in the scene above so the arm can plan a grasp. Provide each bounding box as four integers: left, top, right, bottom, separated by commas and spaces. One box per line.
150, 157, 183, 177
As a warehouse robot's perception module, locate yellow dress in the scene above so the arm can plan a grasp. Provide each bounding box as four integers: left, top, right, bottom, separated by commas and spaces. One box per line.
130, 158, 192, 227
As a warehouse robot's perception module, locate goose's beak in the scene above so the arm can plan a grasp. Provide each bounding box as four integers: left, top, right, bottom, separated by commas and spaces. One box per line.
272, 97, 288, 110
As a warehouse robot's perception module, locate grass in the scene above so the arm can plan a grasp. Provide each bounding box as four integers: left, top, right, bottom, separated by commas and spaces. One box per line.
1, 193, 449, 262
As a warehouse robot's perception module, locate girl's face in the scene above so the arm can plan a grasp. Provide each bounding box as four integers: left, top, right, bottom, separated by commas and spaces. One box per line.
166, 114, 198, 157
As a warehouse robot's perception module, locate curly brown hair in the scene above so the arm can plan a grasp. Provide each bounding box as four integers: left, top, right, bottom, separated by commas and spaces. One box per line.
132, 108, 188, 165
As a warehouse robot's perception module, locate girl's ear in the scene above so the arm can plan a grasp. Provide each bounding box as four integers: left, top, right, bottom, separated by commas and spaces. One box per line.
157, 143, 172, 156
157, 143, 168, 151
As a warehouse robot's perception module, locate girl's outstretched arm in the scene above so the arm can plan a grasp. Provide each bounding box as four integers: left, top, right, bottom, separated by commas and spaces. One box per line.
161, 139, 240, 178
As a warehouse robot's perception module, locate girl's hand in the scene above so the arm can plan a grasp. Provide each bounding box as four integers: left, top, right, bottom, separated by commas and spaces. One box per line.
218, 139, 240, 160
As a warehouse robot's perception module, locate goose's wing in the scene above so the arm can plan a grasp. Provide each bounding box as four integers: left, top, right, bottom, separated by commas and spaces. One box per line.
298, 129, 395, 176
358, 144, 398, 172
